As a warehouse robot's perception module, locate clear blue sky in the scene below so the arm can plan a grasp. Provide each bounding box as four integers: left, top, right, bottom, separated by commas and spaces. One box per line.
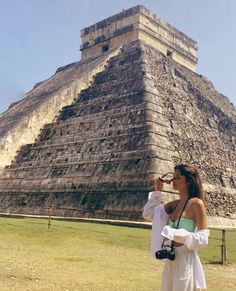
0, 0, 236, 114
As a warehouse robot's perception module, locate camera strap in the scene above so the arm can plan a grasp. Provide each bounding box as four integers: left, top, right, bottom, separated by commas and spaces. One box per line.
170, 197, 190, 251
161, 198, 190, 250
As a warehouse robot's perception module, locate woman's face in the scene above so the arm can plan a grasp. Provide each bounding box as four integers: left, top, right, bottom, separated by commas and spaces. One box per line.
172, 169, 188, 192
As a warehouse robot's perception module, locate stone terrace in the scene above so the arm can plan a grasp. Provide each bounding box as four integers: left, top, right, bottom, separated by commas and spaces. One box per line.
0, 47, 121, 169
0, 41, 235, 224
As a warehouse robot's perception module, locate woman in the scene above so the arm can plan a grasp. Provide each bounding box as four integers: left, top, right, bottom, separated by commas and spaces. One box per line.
143, 164, 209, 291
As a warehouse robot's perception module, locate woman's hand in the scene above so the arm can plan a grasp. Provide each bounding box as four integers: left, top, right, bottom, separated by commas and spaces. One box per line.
154, 172, 174, 191
154, 178, 164, 191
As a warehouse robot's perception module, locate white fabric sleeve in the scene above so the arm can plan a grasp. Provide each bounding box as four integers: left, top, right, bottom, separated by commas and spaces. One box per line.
143, 191, 162, 221
161, 225, 210, 251
150, 204, 169, 257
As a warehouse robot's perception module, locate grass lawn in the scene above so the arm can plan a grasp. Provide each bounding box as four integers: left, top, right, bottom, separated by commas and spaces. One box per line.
199, 228, 236, 264
0, 217, 235, 291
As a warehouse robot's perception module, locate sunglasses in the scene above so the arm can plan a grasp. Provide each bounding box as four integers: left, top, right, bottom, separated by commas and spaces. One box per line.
159, 172, 175, 184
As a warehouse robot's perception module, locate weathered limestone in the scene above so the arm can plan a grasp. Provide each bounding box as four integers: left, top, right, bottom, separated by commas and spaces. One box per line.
81, 5, 197, 71
0, 6, 235, 226
0, 47, 122, 170
140, 44, 236, 226
1, 42, 162, 220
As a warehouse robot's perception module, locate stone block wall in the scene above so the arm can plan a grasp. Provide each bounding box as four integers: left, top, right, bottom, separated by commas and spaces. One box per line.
80, 5, 197, 71
0, 40, 235, 225
140, 43, 236, 222
0, 41, 160, 220
0, 47, 121, 170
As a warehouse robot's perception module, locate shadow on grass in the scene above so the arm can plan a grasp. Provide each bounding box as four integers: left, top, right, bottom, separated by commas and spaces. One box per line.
208, 260, 222, 265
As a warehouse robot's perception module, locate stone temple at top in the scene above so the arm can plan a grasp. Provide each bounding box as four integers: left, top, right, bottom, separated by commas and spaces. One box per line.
0, 5, 235, 226
80, 5, 197, 71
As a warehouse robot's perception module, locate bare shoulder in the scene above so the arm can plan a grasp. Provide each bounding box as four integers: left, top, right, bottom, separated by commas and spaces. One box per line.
190, 197, 205, 208
189, 198, 207, 228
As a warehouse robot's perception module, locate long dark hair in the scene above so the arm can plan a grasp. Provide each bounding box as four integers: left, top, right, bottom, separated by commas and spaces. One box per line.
174, 164, 204, 200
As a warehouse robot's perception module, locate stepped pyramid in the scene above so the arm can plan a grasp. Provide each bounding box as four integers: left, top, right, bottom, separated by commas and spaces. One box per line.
0, 6, 235, 225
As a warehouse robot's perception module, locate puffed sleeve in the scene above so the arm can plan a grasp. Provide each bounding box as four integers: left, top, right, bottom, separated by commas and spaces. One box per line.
161, 225, 210, 251
143, 191, 162, 221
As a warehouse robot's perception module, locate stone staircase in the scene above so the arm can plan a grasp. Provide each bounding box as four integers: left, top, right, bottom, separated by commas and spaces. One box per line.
0, 47, 122, 169
0, 41, 235, 224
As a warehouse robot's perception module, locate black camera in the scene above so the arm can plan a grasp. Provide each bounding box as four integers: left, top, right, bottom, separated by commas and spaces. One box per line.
155, 248, 175, 261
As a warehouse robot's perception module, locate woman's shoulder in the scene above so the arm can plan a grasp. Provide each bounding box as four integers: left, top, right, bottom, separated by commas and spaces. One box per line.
189, 198, 207, 228
189, 197, 206, 213
189, 197, 205, 205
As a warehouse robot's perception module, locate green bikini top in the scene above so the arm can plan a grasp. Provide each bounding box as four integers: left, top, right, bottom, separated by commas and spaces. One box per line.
168, 217, 196, 232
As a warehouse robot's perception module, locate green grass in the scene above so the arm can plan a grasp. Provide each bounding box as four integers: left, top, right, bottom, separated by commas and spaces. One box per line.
0, 217, 235, 291
199, 229, 236, 264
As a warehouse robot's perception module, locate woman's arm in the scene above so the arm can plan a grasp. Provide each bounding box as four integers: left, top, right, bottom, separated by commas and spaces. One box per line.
161, 199, 209, 251
143, 178, 164, 221
143, 191, 162, 221
192, 198, 208, 230
161, 227, 209, 251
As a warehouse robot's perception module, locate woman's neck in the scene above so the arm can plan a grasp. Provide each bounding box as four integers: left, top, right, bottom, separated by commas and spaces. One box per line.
179, 190, 189, 202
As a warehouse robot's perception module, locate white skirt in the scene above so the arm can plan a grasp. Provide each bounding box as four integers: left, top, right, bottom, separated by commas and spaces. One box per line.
160, 245, 202, 291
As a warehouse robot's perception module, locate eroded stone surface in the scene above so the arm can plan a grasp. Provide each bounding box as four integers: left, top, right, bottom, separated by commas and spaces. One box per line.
0, 41, 235, 224
0, 48, 121, 169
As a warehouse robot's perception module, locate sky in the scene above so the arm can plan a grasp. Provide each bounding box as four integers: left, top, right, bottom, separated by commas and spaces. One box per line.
0, 0, 236, 114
